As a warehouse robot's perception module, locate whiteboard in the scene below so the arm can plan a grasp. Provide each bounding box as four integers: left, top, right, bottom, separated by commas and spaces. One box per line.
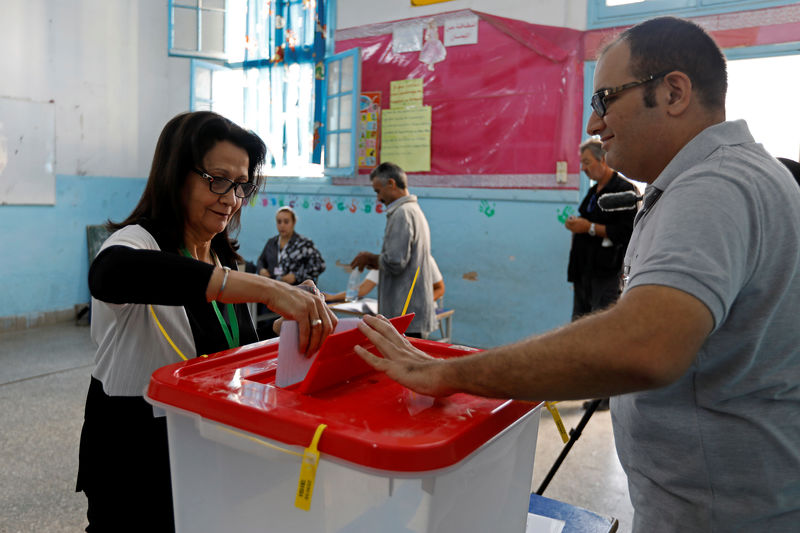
0, 97, 56, 205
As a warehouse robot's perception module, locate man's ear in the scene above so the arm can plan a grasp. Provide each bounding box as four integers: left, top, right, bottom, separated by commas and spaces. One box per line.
663, 71, 692, 116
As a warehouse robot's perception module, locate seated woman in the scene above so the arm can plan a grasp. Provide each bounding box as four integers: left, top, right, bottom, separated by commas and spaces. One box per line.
256, 206, 326, 285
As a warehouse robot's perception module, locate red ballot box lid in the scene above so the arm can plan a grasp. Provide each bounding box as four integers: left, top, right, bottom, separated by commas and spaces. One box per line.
147, 330, 539, 473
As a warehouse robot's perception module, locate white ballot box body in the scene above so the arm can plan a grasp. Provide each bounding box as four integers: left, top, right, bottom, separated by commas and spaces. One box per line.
147, 337, 541, 533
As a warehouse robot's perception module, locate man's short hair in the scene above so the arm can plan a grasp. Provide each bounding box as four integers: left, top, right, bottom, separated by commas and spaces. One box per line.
609, 16, 727, 111
370, 162, 408, 190
580, 139, 605, 161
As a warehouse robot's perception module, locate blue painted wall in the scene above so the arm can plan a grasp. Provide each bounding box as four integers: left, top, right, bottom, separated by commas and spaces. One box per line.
237, 182, 581, 348
0, 175, 145, 319
0, 175, 580, 348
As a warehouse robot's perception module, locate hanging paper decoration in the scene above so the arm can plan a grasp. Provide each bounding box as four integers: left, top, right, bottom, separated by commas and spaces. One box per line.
245, 34, 258, 53
286, 29, 299, 51
316, 19, 327, 39
272, 44, 285, 63
419, 19, 446, 71
312, 121, 321, 151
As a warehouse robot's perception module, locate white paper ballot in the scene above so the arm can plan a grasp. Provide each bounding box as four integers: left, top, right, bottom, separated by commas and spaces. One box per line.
526, 512, 565, 533
275, 318, 361, 388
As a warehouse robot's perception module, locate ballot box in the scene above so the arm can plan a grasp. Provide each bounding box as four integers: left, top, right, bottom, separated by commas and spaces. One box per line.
146, 331, 541, 533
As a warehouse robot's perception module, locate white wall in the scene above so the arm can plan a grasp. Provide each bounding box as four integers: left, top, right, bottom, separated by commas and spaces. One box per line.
0, 0, 582, 182
337, 0, 587, 31
0, 0, 191, 180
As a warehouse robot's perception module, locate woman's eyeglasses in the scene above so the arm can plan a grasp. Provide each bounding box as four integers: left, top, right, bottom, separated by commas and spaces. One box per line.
590, 70, 671, 118
194, 169, 257, 198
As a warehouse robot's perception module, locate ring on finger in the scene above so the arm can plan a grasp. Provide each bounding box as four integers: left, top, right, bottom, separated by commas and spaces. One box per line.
311, 318, 323, 327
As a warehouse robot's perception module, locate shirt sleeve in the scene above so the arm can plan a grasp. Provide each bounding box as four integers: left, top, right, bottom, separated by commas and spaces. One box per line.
365, 268, 380, 284
380, 209, 413, 276
89, 245, 214, 305
627, 172, 754, 329
429, 256, 442, 283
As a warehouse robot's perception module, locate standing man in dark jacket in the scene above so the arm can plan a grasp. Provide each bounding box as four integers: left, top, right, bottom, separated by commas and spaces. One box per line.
566, 139, 636, 320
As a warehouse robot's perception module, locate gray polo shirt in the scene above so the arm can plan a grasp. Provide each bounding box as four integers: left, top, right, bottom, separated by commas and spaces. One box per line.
613, 120, 800, 532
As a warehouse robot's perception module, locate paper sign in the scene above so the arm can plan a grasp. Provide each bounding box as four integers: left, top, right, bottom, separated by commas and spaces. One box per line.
390, 78, 424, 109
380, 106, 431, 172
392, 23, 423, 53
358, 92, 381, 169
444, 14, 479, 47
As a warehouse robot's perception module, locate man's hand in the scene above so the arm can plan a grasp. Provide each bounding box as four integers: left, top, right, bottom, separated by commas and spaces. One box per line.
350, 252, 379, 271
564, 215, 590, 234
354, 315, 455, 397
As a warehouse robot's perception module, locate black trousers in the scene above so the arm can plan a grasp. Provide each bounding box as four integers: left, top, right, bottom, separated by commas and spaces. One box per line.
77, 377, 175, 532
572, 272, 622, 321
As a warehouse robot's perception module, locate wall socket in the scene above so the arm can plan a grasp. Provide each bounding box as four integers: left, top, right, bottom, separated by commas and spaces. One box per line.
556, 161, 568, 183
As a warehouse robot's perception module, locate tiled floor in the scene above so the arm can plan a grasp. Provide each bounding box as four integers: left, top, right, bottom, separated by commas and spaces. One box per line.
0, 321, 633, 532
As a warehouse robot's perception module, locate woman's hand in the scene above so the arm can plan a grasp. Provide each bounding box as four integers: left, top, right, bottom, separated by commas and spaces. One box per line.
258, 268, 271, 278
207, 268, 336, 355
354, 315, 455, 397
281, 272, 297, 284
264, 279, 337, 355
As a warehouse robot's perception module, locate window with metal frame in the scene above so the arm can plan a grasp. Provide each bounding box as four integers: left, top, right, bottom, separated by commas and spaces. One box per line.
168, 0, 230, 61
171, 0, 348, 177
323, 48, 361, 177
190, 59, 244, 125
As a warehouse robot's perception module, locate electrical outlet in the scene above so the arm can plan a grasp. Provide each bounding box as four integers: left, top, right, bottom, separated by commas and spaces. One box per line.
556, 161, 568, 183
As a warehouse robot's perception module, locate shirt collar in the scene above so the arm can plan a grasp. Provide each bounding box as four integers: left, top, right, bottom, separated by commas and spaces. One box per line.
386, 194, 417, 215
651, 119, 754, 194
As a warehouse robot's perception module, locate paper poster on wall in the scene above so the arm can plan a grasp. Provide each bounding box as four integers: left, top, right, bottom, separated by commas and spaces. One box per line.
389, 78, 423, 109
0, 97, 56, 205
380, 106, 431, 172
392, 22, 424, 54
444, 13, 479, 46
358, 92, 381, 170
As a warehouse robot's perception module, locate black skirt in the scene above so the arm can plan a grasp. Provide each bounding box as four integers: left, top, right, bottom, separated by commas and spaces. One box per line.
76, 376, 175, 532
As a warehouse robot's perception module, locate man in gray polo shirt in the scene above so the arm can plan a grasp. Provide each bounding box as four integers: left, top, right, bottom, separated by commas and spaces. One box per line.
355, 17, 800, 532
350, 162, 436, 337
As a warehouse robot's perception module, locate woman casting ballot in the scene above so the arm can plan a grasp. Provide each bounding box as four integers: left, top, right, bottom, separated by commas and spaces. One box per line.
76, 111, 336, 532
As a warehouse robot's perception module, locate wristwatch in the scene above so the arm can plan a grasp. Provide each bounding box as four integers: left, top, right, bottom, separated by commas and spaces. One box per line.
588, 223, 596, 237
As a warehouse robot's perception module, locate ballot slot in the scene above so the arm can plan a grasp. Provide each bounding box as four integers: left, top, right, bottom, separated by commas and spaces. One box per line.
276, 314, 415, 394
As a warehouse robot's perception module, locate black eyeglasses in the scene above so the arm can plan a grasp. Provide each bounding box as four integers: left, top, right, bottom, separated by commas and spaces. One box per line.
590, 70, 671, 118
194, 169, 257, 198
